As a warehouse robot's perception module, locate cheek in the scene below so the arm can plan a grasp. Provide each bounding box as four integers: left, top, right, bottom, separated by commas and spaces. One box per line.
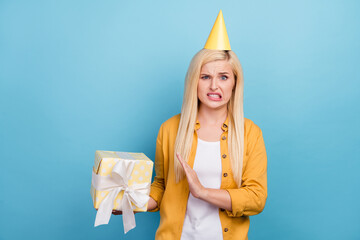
225, 83, 235, 96
197, 82, 206, 95
197, 84, 202, 100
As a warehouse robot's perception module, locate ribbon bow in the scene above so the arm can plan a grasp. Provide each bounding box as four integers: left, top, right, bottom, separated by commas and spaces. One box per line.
92, 160, 150, 233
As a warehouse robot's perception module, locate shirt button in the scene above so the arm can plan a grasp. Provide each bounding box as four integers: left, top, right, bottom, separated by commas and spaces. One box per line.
224, 228, 228, 232
222, 154, 227, 159
223, 173, 228, 177
222, 136, 226, 140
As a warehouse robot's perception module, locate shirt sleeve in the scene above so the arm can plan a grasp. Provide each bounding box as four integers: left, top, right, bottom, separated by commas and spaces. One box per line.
225, 124, 267, 217
148, 125, 165, 212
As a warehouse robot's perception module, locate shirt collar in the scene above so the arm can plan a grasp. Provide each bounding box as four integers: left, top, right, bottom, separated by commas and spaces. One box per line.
194, 115, 229, 132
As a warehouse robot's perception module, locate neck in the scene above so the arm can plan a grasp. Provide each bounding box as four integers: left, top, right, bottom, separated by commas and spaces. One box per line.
197, 104, 228, 126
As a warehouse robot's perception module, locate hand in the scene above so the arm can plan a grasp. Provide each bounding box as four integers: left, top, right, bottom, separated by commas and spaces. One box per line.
147, 197, 158, 211
176, 152, 206, 199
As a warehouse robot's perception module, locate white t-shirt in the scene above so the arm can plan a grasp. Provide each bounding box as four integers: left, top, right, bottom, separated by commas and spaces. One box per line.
180, 138, 223, 240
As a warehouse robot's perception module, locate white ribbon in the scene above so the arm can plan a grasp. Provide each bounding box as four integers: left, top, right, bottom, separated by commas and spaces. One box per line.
92, 160, 150, 233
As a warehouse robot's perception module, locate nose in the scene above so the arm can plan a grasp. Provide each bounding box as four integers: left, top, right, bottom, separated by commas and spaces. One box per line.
210, 79, 218, 91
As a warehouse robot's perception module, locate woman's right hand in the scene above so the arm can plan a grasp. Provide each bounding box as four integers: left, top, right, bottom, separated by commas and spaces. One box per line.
147, 196, 157, 211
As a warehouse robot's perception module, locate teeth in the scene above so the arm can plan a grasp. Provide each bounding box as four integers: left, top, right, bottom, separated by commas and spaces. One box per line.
208, 94, 220, 98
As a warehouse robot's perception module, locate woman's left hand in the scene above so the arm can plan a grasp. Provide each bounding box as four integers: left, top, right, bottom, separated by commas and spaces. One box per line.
176, 152, 206, 199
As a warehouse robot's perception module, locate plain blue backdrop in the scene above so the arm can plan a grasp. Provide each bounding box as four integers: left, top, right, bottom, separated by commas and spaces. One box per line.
1, 0, 359, 239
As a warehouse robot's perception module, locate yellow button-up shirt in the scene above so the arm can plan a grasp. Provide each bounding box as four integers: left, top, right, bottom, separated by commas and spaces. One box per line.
150, 114, 267, 240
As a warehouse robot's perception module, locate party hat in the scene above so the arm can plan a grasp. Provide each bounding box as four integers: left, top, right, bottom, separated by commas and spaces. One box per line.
204, 10, 231, 50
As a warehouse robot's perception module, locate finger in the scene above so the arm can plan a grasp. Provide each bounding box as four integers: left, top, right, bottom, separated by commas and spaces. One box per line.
176, 152, 183, 162
176, 153, 186, 168
176, 153, 191, 179
177, 152, 191, 168
176, 153, 191, 173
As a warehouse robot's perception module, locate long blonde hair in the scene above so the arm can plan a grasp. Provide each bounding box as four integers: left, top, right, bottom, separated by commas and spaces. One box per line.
174, 49, 244, 187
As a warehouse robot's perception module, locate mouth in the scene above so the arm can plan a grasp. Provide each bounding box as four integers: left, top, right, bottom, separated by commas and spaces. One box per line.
207, 93, 222, 101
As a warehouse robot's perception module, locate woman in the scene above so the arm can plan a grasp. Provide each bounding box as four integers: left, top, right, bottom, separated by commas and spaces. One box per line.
147, 12, 267, 240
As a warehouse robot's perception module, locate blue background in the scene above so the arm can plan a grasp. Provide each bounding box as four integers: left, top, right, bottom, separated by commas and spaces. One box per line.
1, 0, 359, 239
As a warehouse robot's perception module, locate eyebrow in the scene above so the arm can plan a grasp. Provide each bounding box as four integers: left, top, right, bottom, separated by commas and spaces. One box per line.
200, 72, 230, 75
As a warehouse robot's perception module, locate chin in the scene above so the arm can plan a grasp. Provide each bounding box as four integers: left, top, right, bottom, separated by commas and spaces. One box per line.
202, 102, 227, 110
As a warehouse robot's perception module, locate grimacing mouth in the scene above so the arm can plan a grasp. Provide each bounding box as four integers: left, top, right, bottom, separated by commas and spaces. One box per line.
207, 93, 222, 99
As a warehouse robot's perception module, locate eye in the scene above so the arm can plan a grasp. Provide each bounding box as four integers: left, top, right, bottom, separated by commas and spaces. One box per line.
201, 75, 210, 80
220, 75, 228, 80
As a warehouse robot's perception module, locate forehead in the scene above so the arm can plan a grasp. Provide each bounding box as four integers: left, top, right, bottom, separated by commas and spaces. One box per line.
200, 60, 232, 73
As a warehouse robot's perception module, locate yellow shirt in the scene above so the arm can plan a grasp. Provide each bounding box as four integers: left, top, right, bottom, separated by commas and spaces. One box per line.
150, 114, 267, 240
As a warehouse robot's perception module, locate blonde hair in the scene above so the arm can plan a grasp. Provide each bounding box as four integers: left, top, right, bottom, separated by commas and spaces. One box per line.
174, 49, 244, 187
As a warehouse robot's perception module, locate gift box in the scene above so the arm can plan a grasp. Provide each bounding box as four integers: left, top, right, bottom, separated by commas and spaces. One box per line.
91, 150, 153, 233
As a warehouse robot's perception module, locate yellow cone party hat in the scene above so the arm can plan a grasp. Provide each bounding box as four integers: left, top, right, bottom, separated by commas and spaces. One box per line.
204, 10, 231, 50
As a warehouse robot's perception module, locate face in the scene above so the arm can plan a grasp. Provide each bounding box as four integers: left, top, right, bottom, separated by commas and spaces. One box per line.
197, 60, 235, 111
